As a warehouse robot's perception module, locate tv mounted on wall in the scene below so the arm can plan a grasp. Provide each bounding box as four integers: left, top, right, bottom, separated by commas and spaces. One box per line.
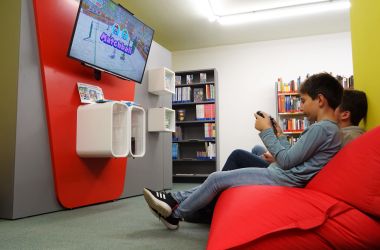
67, 0, 154, 83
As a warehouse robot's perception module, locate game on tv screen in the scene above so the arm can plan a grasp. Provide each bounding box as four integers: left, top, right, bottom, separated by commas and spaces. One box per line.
68, 0, 154, 83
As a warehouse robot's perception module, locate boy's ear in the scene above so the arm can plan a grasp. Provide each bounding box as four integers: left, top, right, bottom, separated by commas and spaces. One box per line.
317, 93, 326, 107
340, 110, 351, 121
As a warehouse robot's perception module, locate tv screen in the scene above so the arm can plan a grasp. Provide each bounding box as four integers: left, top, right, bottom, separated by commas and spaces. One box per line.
68, 0, 154, 83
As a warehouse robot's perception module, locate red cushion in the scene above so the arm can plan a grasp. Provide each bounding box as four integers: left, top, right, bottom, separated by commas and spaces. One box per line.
207, 186, 345, 250
232, 208, 380, 250
207, 186, 380, 250
306, 125, 380, 218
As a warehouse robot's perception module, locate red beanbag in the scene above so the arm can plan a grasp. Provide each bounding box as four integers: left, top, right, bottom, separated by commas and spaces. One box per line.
207, 186, 343, 250
306, 126, 380, 218
207, 185, 380, 250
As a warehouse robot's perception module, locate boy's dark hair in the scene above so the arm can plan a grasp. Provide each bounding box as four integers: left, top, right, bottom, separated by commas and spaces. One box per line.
300, 73, 343, 109
339, 89, 368, 126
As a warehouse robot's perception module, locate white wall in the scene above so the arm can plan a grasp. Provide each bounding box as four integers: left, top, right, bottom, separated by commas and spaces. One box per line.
173, 32, 353, 170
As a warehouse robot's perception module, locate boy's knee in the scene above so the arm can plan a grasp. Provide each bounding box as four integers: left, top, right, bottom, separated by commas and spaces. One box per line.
207, 171, 222, 182
231, 149, 245, 157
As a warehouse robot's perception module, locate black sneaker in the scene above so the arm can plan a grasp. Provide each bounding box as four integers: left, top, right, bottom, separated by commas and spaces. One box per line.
149, 207, 180, 230
143, 188, 178, 218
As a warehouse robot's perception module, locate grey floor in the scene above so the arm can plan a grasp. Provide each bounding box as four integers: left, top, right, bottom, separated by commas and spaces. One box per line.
0, 183, 210, 250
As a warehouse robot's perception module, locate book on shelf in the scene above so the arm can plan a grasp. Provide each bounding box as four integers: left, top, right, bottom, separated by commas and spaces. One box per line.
336, 75, 354, 89
186, 74, 193, 84
200, 73, 207, 84
175, 75, 181, 85
281, 117, 309, 132
173, 126, 182, 141
196, 104, 215, 120
193, 88, 204, 102
204, 123, 216, 139
278, 95, 302, 113
276, 77, 302, 93
196, 142, 216, 160
172, 143, 179, 159
174, 87, 191, 102
205, 84, 215, 100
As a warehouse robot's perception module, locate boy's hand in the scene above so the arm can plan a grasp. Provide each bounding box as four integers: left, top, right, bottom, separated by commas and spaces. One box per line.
254, 112, 272, 131
262, 151, 275, 163
272, 119, 284, 137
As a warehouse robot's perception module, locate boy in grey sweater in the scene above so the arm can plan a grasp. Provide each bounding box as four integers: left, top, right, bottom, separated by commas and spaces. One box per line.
143, 73, 343, 230
335, 89, 367, 146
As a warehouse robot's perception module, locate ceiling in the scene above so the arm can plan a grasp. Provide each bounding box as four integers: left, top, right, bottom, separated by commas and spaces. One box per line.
118, 0, 351, 51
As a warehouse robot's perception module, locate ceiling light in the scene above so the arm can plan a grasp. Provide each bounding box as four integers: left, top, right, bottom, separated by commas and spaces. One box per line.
206, 0, 351, 25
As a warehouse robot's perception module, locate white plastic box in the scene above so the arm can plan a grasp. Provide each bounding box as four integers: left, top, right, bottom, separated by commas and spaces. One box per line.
148, 67, 175, 95
76, 102, 146, 158
148, 107, 175, 132
128, 105, 146, 157
77, 102, 129, 158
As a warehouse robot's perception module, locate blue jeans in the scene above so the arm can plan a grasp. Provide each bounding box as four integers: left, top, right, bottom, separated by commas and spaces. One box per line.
179, 148, 270, 222
171, 166, 294, 219
221, 148, 269, 171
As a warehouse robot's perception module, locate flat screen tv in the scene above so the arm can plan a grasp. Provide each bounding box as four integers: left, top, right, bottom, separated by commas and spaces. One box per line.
68, 0, 154, 83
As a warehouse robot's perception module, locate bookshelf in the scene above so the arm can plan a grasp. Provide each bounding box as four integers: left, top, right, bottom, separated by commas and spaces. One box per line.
172, 69, 218, 182
276, 74, 354, 144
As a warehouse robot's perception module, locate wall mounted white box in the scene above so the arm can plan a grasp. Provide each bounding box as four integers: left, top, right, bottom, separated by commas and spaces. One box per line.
77, 102, 129, 158
148, 67, 175, 95
148, 107, 175, 132
128, 105, 146, 158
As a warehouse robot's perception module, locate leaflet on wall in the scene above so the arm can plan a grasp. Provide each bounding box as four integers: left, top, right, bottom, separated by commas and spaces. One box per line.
77, 82, 104, 103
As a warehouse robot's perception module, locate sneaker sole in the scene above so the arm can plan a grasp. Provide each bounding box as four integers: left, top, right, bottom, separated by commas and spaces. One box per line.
143, 188, 173, 218
148, 207, 179, 230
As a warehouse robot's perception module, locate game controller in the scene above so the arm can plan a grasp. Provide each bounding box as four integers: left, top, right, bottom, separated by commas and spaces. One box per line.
256, 111, 278, 135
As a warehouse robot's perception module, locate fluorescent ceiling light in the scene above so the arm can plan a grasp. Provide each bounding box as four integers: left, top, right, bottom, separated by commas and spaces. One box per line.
205, 0, 351, 25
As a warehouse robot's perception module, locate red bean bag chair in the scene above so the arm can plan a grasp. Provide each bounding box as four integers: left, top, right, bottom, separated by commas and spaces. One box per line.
207, 126, 380, 250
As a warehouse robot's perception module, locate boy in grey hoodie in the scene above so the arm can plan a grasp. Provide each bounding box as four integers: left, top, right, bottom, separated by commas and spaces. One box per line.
335, 89, 367, 146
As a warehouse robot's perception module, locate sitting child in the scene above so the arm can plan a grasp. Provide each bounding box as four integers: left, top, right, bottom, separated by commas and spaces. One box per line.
335, 89, 367, 146
143, 73, 343, 230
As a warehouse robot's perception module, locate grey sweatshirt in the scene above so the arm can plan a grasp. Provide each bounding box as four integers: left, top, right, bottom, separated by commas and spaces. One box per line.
259, 120, 341, 187
341, 126, 365, 146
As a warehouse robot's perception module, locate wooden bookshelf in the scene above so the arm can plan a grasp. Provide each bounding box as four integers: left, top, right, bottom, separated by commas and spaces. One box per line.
172, 69, 218, 183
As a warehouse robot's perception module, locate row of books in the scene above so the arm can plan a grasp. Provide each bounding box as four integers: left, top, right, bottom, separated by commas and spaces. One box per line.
278, 95, 302, 113
172, 85, 215, 103
277, 74, 354, 94
173, 87, 192, 102
336, 75, 354, 89
205, 84, 215, 100
277, 77, 302, 93
172, 124, 215, 141
196, 104, 215, 120
196, 142, 216, 160
172, 142, 216, 160
175, 73, 208, 85
281, 117, 309, 132
204, 123, 216, 139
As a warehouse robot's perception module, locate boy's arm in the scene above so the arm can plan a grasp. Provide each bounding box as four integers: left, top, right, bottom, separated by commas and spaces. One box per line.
277, 134, 291, 149
259, 124, 328, 170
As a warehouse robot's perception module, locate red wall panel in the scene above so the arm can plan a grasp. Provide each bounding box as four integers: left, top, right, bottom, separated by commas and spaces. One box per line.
33, 0, 135, 208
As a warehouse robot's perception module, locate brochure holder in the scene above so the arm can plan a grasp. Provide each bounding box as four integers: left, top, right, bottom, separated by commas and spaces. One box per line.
127, 105, 146, 158
77, 102, 129, 158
